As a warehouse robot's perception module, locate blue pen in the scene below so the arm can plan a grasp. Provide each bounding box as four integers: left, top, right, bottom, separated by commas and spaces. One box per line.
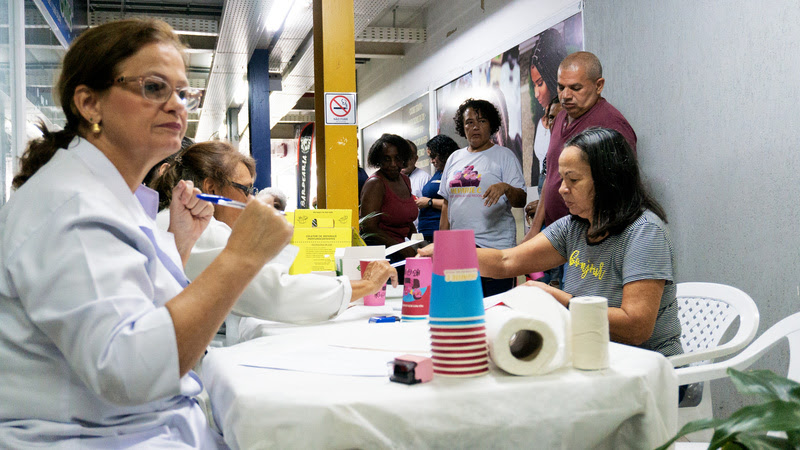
196, 193, 287, 215
369, 315, 400, 323
196, 193, 247, 209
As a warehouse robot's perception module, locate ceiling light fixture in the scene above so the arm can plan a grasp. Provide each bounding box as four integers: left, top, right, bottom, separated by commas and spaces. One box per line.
265, 0, 296, 33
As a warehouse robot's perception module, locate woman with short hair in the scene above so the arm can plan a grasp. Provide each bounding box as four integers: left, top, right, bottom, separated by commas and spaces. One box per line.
414, 134, 460, 242
360, 133, 420, 278
427, 98, 526, 297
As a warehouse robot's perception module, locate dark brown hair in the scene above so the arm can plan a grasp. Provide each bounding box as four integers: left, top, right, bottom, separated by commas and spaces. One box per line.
453, 98, 502, 138
12, 19, 185, 189
366, 133, 413, 169
149, 141, 255, 211
565, 127, 666, 241
425, 134, 459, 165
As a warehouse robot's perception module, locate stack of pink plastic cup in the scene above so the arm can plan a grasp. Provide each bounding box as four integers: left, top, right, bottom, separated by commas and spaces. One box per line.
428, 229, 488, 377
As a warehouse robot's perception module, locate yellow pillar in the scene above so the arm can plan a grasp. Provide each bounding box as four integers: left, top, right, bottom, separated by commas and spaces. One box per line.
313, 0, 359, 228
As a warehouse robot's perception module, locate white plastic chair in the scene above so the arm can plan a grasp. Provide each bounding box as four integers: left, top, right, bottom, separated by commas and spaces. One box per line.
668, 282, 760, 441
673, 311, 800, 448
676, 310, 800, 385
669, 283, 760, 368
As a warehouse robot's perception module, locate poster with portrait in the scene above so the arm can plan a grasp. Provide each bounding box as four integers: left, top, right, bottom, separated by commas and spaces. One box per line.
473, 47, 523, 166
519, 12, 583, 187
434, 72, 473, 150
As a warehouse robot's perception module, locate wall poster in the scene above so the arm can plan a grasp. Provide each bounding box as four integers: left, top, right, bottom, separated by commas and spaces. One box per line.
360, 93, 431, 174
434, 12, 583, 187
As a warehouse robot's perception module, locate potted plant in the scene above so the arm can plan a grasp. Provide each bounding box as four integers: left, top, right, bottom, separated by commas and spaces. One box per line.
657, 368, 800, 449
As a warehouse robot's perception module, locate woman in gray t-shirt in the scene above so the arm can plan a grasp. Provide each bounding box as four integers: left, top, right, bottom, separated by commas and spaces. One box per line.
475, 127, 682, 357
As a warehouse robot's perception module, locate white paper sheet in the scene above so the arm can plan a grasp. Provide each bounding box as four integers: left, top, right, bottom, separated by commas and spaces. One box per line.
385, 240, 423, 256
240, 345, 398, 377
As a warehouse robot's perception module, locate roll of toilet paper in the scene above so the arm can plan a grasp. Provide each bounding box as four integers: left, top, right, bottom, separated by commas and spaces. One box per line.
569, 296, 609, 370
485, 286, 570, 376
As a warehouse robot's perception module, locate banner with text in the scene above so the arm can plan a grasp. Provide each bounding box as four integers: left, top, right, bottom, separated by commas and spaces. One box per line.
296, 122, 314, 209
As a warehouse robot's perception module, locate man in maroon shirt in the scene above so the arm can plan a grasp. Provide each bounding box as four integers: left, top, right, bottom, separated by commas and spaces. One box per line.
525, 51, 637, 241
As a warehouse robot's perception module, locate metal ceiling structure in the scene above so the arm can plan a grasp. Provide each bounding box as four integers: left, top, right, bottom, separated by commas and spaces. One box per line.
28, 0, 429, 140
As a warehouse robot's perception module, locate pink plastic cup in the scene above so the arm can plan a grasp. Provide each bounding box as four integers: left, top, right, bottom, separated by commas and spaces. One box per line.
402, 257, 432, 320
431, 229, 479, 276
429, 229, 484, 319
360, 259, 387, 306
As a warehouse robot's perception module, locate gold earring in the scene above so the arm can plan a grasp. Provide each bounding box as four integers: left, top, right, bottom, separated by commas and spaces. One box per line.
91, 120, 101, 134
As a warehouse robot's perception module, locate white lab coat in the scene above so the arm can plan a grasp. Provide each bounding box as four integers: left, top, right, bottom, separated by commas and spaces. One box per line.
0, 138, 224, 448
155, 212, 352, 334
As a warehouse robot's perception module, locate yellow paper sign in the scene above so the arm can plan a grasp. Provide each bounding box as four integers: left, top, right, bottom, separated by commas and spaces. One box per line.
289, 209, 352, 274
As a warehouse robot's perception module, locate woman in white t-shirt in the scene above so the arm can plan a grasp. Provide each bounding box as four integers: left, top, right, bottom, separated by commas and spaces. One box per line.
423, 98, 526, 297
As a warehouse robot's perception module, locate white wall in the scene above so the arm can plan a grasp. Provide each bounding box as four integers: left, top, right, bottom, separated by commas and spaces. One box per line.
584, 0, 800, 418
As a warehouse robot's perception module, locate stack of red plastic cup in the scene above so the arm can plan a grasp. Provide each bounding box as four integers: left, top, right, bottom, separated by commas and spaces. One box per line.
428, 230, 488, 377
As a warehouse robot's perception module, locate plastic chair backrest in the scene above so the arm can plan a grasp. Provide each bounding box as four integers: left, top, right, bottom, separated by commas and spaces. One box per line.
677, 311, 800, 385
788, 326, 800, 382
668, 282, 760, 367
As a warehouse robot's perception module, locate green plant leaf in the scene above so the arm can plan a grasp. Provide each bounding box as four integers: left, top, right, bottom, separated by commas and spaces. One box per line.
358, 211, 383, 226
790, 386, 800, 403
655, 417, 724, 450
787, 430, 800, 447
732, 433, 794, 450
359, 211, 385, 242
708, 400, 800, 449
728, 369, 800, 402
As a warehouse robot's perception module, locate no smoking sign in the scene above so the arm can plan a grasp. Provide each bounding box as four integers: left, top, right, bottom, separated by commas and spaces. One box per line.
324, 92, 357, 125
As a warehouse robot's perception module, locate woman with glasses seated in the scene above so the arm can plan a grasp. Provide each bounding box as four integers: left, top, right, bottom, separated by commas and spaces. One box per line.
0, 19, 293, 447
150, 141, 397, 333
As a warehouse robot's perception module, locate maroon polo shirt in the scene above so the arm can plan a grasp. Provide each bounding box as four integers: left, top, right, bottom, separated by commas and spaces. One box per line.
543, 97, 637, 226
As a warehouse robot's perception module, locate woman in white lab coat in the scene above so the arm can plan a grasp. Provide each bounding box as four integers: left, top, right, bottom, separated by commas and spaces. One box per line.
0, 19, 291, 448
150, 141, 398, 337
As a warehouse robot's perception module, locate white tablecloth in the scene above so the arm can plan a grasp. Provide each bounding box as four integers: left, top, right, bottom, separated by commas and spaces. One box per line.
201, 321, 677, 450
235, 291, 404, 342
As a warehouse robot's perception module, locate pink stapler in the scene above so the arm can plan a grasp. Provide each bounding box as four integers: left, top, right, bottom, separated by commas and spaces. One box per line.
390, 354, 433, 384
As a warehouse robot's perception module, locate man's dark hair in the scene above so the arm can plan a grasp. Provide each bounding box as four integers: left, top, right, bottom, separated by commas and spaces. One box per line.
425, 134, 460, 163
453, 98, 502, 138
366, 133, 413, 169
565, 127, 666, 241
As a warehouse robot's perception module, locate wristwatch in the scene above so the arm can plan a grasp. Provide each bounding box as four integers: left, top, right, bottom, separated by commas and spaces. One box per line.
427, 198, 433, 208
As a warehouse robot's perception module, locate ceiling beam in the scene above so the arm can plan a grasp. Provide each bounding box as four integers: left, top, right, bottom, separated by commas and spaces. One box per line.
354, 41, 404, 59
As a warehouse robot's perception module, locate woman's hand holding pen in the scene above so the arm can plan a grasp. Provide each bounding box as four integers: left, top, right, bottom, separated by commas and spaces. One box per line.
224, 195, 293, 275
170, 180, 214, 266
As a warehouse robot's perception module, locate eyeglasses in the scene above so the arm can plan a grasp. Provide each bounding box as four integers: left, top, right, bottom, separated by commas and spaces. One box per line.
114, 75, 204, 112
231, 181, 258, 197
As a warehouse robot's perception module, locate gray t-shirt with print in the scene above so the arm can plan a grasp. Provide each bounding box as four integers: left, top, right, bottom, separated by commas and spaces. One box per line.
543, 209, 683, 357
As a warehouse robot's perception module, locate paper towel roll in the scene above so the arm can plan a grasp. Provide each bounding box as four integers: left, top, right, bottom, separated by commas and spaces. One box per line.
484, 286, 570, 376
570, 296, 609, 370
